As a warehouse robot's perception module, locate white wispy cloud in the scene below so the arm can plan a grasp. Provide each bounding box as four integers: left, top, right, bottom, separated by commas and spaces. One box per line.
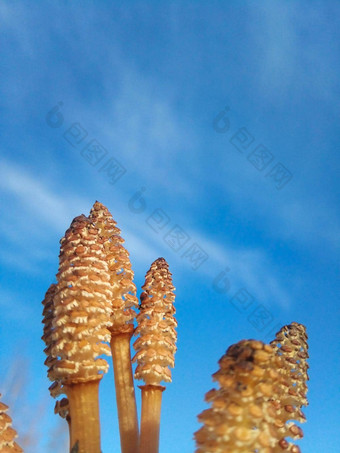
0, 159, 90, 231
0, 158, 291, 311
276, 198, 340, 250
0, 0, 337, 305
248, 1, 338, 102
0, 1, 198, 201
76, 66, 199, 201
186, 230, 291, 309
0, 159, 163, 274
214, 164, 340, 254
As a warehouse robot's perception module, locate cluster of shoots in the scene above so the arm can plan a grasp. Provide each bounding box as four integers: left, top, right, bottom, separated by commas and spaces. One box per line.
41, 202, 177, 453
0, 201, 309, 453
195, 323, 309, 452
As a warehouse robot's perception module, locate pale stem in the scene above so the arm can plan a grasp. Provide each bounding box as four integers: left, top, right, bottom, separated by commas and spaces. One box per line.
110, 332, 139, 453
139, 385, 165, 453
65, 380, 101, 453
66, 415, 71, 450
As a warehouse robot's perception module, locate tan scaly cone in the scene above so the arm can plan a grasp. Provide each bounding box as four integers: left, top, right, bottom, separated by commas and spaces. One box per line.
270, 321, 309, 447
0, 395, 23, 453
49, 215, 113, 453
89, 201, 139, 453
133, 258, 177, 453
194, 339, 308, 453
42, 284, 72, 445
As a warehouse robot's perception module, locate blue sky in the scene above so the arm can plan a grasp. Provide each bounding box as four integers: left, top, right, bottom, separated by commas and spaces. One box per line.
0, 1, 339, 452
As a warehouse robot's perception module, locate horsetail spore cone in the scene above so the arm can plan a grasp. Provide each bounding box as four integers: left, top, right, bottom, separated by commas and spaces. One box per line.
90, 201, 139, 453
42, 283, 71, 446
89, 201, 139, 334
270, 322, 309, 435
49, 215, 113, 453
133, 257, 177, 453
195, 338, 307, 452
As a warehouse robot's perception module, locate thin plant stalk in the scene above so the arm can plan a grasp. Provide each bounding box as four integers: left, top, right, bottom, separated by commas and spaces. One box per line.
66, 415, 72, 451
89, 202, 140, 453
139, 385, 165, 453
110, 330, 139, 453
65, 380, 101, 453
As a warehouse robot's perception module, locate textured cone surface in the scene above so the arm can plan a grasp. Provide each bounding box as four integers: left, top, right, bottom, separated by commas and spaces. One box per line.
42, 283, 70, 418
133, 257, 177, 385
0, 396, 23, 452
89, 201, 138, 334
271, 322, 309, 423
195, 340, 305, 453
42, 283, 58, 377
49, 214, 113, 384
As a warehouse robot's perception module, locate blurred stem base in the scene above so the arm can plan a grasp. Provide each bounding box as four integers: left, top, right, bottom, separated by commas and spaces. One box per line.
65, 379, 101, 453
110, 330, 139, 453
139, 384, 165, 453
